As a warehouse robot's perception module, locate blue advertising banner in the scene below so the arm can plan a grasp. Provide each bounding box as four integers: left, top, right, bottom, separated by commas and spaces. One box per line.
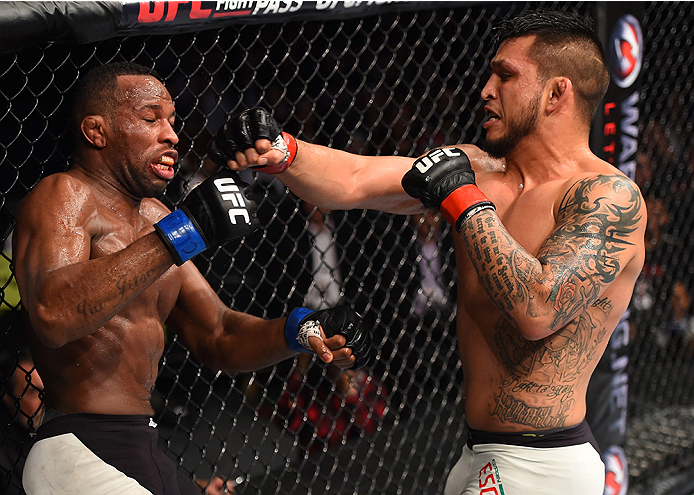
593, 4, 645, 181
587, 5, 644, 495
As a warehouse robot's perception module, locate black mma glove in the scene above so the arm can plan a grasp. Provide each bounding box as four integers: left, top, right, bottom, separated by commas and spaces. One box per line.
208, 107, 298, 174
154, 169, 259, 266
401, 147, 495, 232
285, 306, 373, 368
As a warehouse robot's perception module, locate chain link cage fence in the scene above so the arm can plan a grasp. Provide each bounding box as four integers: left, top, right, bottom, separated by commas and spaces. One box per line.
1, 1, 693, 494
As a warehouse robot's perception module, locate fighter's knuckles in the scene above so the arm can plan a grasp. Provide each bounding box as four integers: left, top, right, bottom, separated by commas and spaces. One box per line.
330, 349, 357, 369
307, 335, 327, 354
233, 151, 249, 168
254, 138, 274, 154
243, 148, 262, 165
323, 334, 348, 350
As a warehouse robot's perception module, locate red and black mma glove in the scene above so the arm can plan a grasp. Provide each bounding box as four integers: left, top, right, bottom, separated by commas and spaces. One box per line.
208, 107, 298, 175
401, 147, 495, 232
284, 306, 373, 369
154, 169, 259, 266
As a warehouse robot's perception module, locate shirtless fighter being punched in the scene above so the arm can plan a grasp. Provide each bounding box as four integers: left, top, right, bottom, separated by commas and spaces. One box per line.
12, 62, 371, 495
211, 10, 646, 495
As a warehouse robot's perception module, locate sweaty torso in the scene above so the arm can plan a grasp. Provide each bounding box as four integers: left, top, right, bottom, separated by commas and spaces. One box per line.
455, 150, 641, 433
24, 172, 181, 415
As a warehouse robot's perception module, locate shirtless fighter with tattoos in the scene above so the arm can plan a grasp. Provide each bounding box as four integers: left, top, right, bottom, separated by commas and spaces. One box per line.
12, 62, 371, 495
209, 10, 646, 495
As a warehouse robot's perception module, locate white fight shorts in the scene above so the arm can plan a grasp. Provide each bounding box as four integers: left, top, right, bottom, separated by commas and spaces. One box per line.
445, 420, 605, 495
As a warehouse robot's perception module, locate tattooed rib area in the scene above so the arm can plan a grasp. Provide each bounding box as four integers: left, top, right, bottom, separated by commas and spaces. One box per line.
492, 307, 609, 427
492, 387, 573, 428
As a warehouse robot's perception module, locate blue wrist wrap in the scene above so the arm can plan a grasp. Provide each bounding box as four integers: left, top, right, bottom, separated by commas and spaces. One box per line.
285, 307, 314, 353
154, 209, 207, 266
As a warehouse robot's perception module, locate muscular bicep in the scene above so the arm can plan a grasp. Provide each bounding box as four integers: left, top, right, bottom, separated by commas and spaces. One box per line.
168, 263, 291, 372
166, 263, 226, 350
536, 174, 645, 329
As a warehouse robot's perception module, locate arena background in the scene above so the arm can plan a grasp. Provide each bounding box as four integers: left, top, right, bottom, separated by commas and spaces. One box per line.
1, 1, 693, 494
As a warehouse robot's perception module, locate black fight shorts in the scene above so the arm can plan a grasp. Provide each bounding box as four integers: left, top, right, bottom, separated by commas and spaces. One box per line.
23, 411, 200, 495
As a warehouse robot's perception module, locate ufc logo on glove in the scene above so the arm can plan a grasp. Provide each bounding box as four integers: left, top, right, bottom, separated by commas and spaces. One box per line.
413, 148, 463, 172
214, 177, 252, 225
154, 169, 259, 266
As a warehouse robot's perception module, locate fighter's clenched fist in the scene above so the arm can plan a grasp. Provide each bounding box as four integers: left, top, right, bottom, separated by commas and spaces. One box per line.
155, 169, 259, 265
208, 107, 297, 174
285, 305, 373, 369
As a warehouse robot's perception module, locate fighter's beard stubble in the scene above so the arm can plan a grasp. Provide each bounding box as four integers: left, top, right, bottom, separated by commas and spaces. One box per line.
481, 95, 541, 159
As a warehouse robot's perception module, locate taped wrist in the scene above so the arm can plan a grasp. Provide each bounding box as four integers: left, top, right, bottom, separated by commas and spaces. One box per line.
154, 209, 208, 266
285, 307, 320, 353
440, 185, 495, 232
255, 132, 297, 174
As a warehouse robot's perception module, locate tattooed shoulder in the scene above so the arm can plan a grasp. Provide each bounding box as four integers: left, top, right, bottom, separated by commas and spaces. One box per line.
557, 174, 643, 228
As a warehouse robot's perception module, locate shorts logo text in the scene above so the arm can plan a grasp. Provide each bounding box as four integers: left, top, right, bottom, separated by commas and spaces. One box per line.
478, 459, 505, 494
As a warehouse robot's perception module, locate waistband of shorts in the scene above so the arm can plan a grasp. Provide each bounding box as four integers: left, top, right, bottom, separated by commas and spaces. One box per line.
466, 419, 600, 452
36, 409, 156, 442
39, 407, 66, 425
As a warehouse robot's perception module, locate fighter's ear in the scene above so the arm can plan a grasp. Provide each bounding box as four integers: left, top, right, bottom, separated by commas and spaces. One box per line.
81, 115, 107, 148
545, 77, 572, 113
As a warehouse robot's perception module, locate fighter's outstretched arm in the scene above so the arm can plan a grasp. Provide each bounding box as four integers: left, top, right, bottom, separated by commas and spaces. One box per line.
208, 107, 423, 215
167, 264, 360, 373
269, 140, 420, 214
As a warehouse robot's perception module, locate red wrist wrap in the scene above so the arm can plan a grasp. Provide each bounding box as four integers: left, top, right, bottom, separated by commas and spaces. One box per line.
440, 184, 490, 226
257, 132, 297, 174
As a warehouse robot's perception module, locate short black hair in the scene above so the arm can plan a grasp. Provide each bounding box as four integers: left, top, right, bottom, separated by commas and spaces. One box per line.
494, 9, 601, 48
70, 62, 162, 132
495, 9, 610, 125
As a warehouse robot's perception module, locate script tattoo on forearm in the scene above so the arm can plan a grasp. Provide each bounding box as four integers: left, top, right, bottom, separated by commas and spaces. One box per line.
76, 268, 157, 318
116, 269, 157, 298
461, 175, 642, 332
76, 299, 105, 317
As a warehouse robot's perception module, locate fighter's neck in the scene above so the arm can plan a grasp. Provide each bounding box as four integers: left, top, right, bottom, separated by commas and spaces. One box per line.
502, 136, 594, 182
69, 166, 142, 206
